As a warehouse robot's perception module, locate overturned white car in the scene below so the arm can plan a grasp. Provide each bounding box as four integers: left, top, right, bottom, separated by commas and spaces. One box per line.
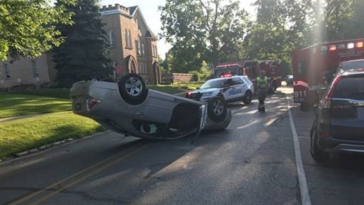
70, 73, 232, 140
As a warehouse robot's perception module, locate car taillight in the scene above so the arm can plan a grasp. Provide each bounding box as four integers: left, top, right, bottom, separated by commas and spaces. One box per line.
87, 99, 101, 110
186, 92, 192, 98
321, 75, 342, 109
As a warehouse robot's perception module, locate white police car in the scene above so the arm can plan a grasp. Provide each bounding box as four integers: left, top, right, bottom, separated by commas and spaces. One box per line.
187, 76, 254, 105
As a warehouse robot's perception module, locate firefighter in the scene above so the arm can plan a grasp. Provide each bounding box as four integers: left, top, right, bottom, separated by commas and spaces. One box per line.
257, 70, 268, 112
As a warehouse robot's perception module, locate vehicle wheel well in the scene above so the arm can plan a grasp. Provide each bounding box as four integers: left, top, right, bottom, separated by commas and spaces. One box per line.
167, 103, 200, 134
217, 93, 225, 100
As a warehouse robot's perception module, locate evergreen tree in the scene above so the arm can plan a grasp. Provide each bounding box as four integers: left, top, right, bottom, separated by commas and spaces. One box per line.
53, 0, 111, 87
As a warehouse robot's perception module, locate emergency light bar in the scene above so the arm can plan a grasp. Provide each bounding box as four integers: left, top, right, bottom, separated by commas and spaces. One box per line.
357, 42, 363, 48
329, 45, 336, 51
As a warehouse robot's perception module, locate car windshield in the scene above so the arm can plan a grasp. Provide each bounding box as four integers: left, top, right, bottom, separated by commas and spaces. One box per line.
200, 79, 225, 89
342, 60, 364, 70
333, 75, 364, 100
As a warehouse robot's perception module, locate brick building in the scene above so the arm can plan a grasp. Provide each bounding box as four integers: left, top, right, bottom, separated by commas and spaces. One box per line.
100, 4, 160, 84
0, 4, 160, 89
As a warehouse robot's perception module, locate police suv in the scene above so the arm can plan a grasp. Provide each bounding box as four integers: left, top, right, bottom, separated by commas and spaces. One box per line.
187, 76, 255, 105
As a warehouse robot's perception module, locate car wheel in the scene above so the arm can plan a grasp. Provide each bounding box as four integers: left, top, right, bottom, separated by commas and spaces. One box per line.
118, 73, 148, 105
243, 91, 253, 105
207, 96, 227, 123
310, 128, 329, 161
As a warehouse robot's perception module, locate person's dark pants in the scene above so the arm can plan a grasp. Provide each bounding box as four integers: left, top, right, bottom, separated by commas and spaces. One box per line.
257, 89, 267, 110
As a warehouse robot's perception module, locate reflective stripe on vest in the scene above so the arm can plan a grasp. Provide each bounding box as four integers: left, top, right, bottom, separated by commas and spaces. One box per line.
257, 76, 268, 88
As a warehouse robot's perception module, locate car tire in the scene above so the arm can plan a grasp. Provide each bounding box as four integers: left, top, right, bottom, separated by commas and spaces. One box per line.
118, 73, 148, 105
207, 96, 227, 123
310, 128, 329, 161
243, 91, 253, 105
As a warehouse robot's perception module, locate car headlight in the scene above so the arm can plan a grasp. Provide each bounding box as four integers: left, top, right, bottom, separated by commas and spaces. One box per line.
203, 92, 214, 97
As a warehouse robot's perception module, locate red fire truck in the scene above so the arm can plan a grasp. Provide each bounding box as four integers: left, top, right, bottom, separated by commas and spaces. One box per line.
292, 38, 364, 110
214, 60, 282, 93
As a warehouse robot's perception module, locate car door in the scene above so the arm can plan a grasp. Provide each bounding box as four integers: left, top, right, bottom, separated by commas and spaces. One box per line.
242, 76, 253, 93
222, 78, 235, 101
230, 77, 245, 99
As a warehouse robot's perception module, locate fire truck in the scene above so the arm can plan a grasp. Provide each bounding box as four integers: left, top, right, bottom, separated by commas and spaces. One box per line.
214, 60, 282, 93
292, 38, 364, 110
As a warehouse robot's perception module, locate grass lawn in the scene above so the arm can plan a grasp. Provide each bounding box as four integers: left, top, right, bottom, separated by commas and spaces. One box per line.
149, 81, 204, 94
0, 94, 71, 119
148, 85, 185, 94
14, 88, 70, 99
0, 112, 106, 159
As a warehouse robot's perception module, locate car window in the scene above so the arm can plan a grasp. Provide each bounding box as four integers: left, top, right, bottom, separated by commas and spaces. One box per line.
333, 75, 364, 100
342, 61, 364, 70
200, 79, 225, 89
232, 77, 244, 85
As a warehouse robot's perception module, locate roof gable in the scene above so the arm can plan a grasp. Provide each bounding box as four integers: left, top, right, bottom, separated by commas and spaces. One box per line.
129, 6, 157, 39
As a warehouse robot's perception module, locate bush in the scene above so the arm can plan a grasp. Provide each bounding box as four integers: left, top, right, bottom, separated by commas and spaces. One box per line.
189, 66, 212, 82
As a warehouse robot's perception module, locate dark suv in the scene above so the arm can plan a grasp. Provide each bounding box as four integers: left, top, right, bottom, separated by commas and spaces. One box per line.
310, 69, 364, 161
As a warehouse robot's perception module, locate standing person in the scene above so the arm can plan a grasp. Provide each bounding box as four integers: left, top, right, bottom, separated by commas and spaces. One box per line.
256, 70, 268, 112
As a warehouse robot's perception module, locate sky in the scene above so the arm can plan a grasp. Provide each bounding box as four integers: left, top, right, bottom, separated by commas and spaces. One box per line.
101, 0, 256, 58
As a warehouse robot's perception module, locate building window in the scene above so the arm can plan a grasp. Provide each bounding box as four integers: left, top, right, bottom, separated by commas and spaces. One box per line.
151, 45, 158, 57
31, 60, 39, 78
109, 30, 116, 47
129, 30, 133, 49
125, 29, 132, 49
137, 37, 141, 56
144, 62, 148, 74
138, 62, 148, 74
142, 43, 145, 56
3, 64, 10, 79
125, 29, 129, 48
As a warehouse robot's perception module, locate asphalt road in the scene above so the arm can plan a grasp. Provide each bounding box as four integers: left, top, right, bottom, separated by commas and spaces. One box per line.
1, 87, 364, 205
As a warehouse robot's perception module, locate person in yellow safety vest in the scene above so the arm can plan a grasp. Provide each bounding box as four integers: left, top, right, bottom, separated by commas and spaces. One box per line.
256, 70, 268, 112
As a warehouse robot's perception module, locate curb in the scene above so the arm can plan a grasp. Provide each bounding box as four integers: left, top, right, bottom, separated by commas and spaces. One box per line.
0, 131, 110, 164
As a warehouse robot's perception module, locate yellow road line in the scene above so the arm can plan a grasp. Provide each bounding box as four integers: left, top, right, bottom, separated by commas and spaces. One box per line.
9, 143, 147, 205
29, 145, 147, 205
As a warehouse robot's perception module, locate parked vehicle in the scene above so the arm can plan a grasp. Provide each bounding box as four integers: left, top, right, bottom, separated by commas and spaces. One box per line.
339, 59, 364, 72
310, 68, 364, 161
70, 73, 231, 141
292, 38, 364, 111
186, 76, 254, 105
214, 60, 282, 93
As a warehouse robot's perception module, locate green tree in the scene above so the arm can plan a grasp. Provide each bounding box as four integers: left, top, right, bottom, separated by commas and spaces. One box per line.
0, 0, 75, 61
324, 0, 357, 41
340, 0, 364, 39
53, 0, 112, 87
159, 0, 249, 70
243, 0, 314, 62
243, 0, 289, 61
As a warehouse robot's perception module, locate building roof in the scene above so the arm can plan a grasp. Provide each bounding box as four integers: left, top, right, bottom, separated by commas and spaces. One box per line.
129, 6, 157, 39
100, 4, 157, 40
129, 6, 138, 16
